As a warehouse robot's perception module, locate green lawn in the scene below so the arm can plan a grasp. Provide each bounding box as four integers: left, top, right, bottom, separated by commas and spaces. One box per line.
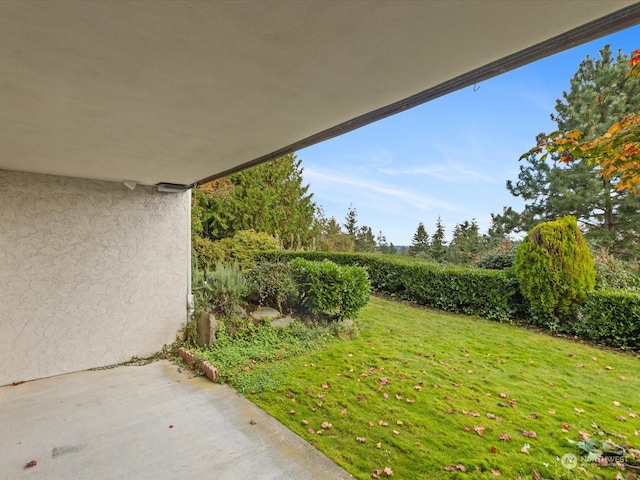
220, 296, 640, 479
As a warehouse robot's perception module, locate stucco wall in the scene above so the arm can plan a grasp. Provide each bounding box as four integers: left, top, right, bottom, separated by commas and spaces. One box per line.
0, 170, 190, 385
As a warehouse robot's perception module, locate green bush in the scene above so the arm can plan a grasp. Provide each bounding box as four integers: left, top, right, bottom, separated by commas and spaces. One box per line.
247, 260, 298, 312
290, 258, 371, 321
514, 216, 595, 317
578, 289, 640, 350
476, 241, 518, 270
193, 230, 278, 271
205, 262, 249, 315
192, 235, 226, 269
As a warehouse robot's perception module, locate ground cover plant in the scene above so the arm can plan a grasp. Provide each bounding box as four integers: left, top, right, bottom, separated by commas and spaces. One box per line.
229, 296, 639, 479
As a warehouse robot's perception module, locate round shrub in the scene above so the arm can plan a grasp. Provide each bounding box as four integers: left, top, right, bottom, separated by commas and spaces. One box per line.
514, 216, 595, 316
290, 258, 371, 321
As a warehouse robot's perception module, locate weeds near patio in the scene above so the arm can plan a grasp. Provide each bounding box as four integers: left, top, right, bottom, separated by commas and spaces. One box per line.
232, 296, 639, 479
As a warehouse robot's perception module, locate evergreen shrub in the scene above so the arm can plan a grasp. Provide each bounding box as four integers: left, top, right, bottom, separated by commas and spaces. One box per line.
514, 216, 595, 317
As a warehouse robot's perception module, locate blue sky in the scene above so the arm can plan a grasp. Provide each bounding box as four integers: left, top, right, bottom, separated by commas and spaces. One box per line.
299, 25, 640, 246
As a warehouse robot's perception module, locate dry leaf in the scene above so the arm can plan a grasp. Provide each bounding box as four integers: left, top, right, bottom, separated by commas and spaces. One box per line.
356, 436, 366, 443
499, 434, 510, 441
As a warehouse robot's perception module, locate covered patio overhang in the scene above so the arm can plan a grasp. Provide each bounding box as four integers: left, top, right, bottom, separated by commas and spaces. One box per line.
1, 1, 639, 186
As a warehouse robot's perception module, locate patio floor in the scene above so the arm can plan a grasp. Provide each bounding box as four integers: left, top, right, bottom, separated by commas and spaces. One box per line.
0, 360, 352, 479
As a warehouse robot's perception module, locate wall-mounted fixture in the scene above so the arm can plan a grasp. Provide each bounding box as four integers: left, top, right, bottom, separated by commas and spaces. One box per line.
156, 182, 192, 193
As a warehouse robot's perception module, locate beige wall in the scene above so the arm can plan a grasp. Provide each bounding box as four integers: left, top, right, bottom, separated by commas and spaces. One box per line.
0, 170, 190, 385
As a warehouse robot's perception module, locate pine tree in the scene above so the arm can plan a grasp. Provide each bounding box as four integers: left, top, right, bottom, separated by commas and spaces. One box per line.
355, 225, 377, 252
447, 219, 481, 265
430, 216, 447, 262
408, 222, 429, 256
500, 45, 640, 259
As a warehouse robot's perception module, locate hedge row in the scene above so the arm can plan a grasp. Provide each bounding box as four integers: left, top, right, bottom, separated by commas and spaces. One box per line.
260, 252, 524, 322
260, 251, 640, 350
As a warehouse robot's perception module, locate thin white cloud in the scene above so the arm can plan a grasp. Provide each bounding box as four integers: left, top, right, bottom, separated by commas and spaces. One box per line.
304, 168, 462, 213
378, 163, 496, 183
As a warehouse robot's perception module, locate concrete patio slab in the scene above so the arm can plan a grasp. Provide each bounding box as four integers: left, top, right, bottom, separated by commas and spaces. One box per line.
0, 360, 352, 480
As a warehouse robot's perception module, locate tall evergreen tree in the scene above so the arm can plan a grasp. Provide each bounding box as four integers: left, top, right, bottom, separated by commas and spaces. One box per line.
430, 216, 447, 262
408, 222, 429, 256
496, 45, 640, 259
193, 153, 317, 249
355, 225, 377, 252
447, 219, 481, 265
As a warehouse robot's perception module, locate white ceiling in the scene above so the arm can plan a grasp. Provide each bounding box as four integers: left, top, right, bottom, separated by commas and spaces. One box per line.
1, 1, 639, 186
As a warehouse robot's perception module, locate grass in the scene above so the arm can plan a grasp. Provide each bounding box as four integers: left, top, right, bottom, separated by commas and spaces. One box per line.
210, 296, 640, 479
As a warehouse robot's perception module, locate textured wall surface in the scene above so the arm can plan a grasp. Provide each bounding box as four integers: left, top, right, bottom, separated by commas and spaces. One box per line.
0, 170, 190, 385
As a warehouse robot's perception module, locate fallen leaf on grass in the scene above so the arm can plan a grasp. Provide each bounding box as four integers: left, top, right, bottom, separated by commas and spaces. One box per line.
521, 430, 537, 438
491, 469, 501, 476
574, 408, 585, 413
629, 412, 638, 418
302, 420, 309, 425
529, 412, 538, 419
341, 408, 348, 415
498, 393, 508, 398
444, 396, 453, 402
414, 385, 422, 391
289, 410, 296, 415
368, 421, 374, 427
499, 434, 510, 441
532, 472, 541, 480
490, 445, 498, 454
521, 443, 530, 454
444, 464, 467, 472
604, 365, 613, 370
376, 442, 382, 448
356, 437, 366, 443
383, 393, 389, 399
378, 420, 389, 427
617, 415, 627, 422
383, 467, 393, 476
322, 422, 332, 429
307, 428, 314, 434
395, 394, 403, 400
380, 377, 390, 385
392, 429, 400, 435
406, 398, 415, 403
474, 426, 485, 436
548, 409, 556, 415
613, 401, 621, 407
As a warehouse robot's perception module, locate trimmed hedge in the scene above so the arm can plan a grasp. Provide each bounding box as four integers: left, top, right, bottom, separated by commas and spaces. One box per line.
578, 290, 640, 350
261, 252, 524, 322
260, 251, 640, 350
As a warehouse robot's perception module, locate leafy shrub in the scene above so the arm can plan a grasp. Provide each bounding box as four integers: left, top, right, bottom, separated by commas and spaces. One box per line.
290, 258, 371, 321
514, 216, 595, 317
578, 289, 640, 350
476, 241, 518, 270
205, 262, 249, 315
192, 235, 226, 269
591, 248, 640, 290
192, 230, 277, 272
247, 260, 298, 312
226, 230, 278, 269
